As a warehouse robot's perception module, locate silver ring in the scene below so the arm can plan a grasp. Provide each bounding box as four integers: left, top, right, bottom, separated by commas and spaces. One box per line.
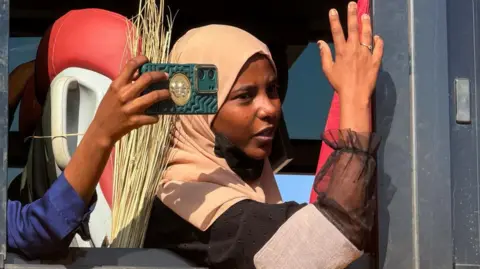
360, 43, 373, 51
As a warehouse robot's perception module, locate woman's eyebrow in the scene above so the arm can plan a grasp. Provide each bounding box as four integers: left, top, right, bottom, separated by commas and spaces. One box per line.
232, 84, 256, 93
232, 76, 276, 92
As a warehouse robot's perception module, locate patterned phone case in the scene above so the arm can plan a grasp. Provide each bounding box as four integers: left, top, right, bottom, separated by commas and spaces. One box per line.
139, 63, 218, 115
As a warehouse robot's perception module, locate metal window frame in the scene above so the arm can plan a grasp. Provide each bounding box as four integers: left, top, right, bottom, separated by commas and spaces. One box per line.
373, 0, 454, 268
0, 0, 9, 268
0, 0, 459, 268
447, 0, 480, 268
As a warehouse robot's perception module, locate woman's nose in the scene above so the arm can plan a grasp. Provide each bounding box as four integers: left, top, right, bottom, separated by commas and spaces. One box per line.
256, 96, 278, 121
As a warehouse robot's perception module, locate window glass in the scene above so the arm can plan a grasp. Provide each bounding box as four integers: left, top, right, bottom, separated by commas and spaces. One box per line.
275, 174, 314, 203
282, 42, 335, 140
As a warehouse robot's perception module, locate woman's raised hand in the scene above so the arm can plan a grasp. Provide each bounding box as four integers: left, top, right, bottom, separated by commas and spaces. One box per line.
318, 1, 383, 105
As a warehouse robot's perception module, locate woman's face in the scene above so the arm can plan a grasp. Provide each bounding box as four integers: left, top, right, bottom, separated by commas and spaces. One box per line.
212, 54, 281, 160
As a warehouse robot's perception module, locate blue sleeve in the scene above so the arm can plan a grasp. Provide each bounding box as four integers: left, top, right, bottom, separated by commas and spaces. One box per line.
7, 173, 97, 259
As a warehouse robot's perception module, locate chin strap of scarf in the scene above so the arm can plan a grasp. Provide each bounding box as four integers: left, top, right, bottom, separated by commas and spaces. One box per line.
309, 0, 371, 203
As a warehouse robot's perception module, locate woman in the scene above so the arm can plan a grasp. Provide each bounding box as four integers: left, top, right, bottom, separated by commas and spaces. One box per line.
144, 2, 383, 268
8, 56, 170, 259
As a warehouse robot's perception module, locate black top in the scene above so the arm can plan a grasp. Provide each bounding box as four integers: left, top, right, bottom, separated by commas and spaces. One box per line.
144, 129, 380, 269
145, 198, 305, 268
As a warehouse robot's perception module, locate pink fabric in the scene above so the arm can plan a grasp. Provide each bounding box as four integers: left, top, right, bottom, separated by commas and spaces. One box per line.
310, 0, 370, 203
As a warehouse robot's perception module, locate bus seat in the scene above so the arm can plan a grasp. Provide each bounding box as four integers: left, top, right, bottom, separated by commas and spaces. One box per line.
31, 8, 136, 210
10, 8, 137, 248
42, 66, 114, 247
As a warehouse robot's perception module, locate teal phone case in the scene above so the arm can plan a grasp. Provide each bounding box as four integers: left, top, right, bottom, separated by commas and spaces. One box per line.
139, 63, 218, 115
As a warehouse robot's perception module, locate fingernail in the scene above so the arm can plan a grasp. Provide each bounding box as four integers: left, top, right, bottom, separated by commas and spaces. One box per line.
317, 41, 323, 49
362, 14, 370, 20
329, 9, 338, 16
374, 35, 379, 40
349, 2, 357, 9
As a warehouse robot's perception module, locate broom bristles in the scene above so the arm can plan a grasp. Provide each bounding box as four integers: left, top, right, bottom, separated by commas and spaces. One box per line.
110, 0, 177, 248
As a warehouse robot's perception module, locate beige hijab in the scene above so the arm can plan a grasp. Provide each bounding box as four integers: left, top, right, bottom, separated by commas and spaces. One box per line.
157, 25, 283, 231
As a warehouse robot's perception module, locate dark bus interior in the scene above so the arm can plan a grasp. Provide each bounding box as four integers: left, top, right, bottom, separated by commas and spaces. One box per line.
9, 0, 351, 175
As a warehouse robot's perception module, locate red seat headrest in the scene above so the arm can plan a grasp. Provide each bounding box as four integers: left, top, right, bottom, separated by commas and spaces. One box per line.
34, 8, 137, 106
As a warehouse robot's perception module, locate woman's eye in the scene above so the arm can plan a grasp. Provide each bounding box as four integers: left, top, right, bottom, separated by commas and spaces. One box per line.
237, 93, 251, 100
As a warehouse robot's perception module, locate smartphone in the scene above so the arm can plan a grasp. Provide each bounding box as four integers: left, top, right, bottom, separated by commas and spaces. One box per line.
139, 63, 218, 115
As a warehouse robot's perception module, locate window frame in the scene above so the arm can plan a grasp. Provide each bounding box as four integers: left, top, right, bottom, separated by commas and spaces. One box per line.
0, 0, 9, 267
373, 0, 454, 268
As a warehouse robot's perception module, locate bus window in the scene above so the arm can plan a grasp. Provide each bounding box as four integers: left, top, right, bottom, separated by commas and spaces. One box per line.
7, 37, 41, 185
283, 42, 334, 141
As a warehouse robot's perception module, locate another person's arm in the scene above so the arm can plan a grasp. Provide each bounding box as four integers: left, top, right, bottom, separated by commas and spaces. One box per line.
7, 56, 170, 259
64, 56, 169, 204
8, 61, 35, 129
7, 174, 94, 259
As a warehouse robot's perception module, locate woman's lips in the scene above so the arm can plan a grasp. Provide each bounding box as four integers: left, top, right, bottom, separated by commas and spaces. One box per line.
254, 126, 274, 142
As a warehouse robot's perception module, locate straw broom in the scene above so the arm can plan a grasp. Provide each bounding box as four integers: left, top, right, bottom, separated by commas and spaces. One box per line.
110, 0, 177, 248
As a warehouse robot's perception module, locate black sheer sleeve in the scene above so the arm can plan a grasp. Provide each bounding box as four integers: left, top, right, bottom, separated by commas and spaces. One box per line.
313, 129, 380, 250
